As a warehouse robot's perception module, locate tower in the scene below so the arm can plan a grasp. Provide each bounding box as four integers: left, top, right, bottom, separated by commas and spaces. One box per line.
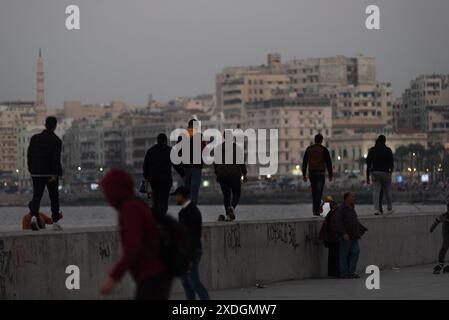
35, 48, 47, 124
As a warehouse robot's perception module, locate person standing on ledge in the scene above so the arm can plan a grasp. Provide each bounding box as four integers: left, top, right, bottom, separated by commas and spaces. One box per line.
27, 116, 63, 231
182, 119, 206, 206
143, 133, 184, 221
335, 192, 368, 279
172, 186, 210, 300
366, 135, 394, 215
100, 169, 172, 300
214, 131, 247, 221
302, 134, 333, 216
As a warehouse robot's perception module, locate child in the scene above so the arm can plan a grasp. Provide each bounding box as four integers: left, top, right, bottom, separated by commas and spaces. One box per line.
430, 202, 449, 274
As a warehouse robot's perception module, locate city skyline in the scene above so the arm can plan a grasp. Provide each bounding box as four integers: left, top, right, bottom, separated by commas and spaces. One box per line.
1, 0, 449, 107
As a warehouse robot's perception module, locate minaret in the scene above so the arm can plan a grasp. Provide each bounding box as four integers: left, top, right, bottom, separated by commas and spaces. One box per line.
35, 48, 47, 124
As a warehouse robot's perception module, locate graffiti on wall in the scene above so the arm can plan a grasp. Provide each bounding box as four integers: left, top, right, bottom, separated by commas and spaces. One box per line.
266, 223, 298, 249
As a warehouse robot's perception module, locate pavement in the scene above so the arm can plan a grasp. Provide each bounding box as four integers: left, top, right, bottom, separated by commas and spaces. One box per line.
171, 264, 449, 300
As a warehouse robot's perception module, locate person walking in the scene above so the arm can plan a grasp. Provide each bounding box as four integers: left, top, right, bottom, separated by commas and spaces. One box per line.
100, 169, 172, 300
366, 135, 394, 215
318, 196, 340, 278
27, 116, 63, 231
430, 201, 449, 274
172, 186, 210, 300
302, 134, 333, 216
335, 192, 368, 279
182, 119, 206, 206
143, 133, 184, 221
214, 133, 247, 221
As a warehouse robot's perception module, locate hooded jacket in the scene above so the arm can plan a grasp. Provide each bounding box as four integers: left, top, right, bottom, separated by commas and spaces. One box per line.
101, 169, 165, 283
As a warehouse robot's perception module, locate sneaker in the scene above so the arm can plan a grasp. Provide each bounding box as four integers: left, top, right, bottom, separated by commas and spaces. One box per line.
30, 216, 40, 231
52, 222, 63, 231
350, 273, 361, 279
340, 274, 352, 279
433, 263, 444, 274
387, 209, 394, 215
443, 266, 449, 274
374, 210, 382, 216
226, 207, 236, 221
218, 214, 226, 222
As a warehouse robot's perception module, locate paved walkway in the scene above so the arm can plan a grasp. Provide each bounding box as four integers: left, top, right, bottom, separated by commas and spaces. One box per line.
172, 264, 449, 300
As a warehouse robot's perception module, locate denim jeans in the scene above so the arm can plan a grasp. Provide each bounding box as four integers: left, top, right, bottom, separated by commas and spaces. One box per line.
184, 168, 202, 206
371, 171, 392, 211
309, 171, 325, 214
339, 239, 360, 277
181, 249, 210, 300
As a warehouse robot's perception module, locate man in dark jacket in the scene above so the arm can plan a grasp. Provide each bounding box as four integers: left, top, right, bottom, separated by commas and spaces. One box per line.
143, 133, 183, 220
100, 169, 171, 300
302, 134, 333, 216
335, 192, 368, 279
366, 135, 394, 215
173, 186, 210, 300
27, 116, 63, 231
214, 132, 247, 221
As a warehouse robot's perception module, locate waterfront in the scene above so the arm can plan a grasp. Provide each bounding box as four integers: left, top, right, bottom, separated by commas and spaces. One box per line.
0, 203, 445, 232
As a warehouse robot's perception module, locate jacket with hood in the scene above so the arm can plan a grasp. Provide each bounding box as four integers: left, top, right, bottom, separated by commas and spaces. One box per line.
101, 169, 165, 283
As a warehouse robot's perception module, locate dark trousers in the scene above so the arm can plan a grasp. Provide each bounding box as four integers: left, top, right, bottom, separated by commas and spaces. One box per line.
150, 179, 172, 220
309, 171, 325, 214
339, 239, 360, 276
29, 177, 60, 222
327, 242, 340, 277
218, 176, 241, 211
135, 272, 173, 300
438, 232, 449, 263
181, 249, 210, 300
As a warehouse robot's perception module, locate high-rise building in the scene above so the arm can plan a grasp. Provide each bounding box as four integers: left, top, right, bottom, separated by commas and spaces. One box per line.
245, 95, 332, 177
216, 54, 290, 129
397, 74, 449, 132
285, 55, 393, 134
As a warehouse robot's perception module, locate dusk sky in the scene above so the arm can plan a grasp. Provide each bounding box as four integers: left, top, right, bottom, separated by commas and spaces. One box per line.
1, 0, 449, 107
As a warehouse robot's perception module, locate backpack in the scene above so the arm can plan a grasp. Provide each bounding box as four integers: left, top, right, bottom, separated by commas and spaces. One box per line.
158, 215, 192, 277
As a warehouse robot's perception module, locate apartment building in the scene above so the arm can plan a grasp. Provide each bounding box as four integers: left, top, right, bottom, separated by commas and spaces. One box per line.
216, 54, 289, 129
245, 96, 332, 177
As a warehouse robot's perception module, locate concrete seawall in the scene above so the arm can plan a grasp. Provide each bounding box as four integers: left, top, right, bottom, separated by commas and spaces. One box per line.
0, 213, 443, 299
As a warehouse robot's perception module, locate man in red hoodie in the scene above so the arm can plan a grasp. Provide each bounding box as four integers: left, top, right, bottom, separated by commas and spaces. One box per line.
99, 169, 172, 300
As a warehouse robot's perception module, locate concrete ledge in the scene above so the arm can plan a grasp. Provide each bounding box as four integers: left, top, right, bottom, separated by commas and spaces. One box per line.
0, 213, 443, 299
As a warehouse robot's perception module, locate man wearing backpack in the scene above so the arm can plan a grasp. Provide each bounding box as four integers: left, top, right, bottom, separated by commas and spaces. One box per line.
302, 134, 333, 216
172, 186, 210, 300
100, 169, 172, 300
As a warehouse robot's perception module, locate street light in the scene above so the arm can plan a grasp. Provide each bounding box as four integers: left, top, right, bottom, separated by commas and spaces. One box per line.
77, 166, 82, 171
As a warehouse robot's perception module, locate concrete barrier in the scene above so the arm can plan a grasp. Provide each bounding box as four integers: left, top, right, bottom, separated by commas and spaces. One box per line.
0, 213, 443, 299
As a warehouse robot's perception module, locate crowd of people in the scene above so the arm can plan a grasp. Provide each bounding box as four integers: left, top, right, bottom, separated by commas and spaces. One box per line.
22, 116, 449, 299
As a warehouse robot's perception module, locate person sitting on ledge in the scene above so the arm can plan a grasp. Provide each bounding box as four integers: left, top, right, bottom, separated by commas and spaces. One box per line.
22, 212, 54, 230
